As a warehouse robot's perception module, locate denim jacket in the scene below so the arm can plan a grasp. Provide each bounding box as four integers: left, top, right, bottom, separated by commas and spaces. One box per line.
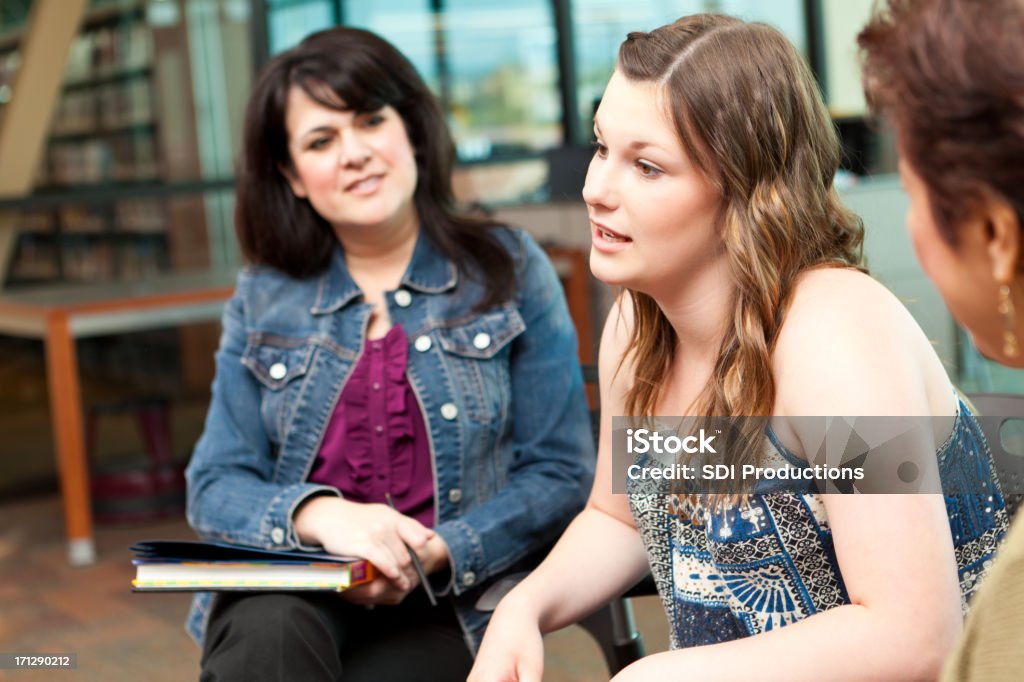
184, 226, 595, 651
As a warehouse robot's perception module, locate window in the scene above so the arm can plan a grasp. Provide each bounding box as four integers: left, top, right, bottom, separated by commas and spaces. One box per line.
570, 0, 807, 145
441, 0, 561, 160
342, 1, 437, 91
266, 0, 336, 55
260, 0, 811, 204
345, 0, 561, 163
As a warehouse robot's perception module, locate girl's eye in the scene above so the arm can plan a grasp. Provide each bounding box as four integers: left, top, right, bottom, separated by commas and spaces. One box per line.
308, 137, 331, 150
591, 140, 608, 158
636, 161, 662, 178
364, 113, 386, 127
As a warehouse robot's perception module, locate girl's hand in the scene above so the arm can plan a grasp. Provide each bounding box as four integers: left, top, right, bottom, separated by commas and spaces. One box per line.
467, 597, 545, 682
293, 496, 434, 588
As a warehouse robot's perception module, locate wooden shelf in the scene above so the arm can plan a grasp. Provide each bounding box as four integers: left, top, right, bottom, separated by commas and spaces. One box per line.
4, 3, 163, 289
19, 231, 168, 241
0, 0, 144, 52
63, 64, 152, 92
49, 120, 156, 143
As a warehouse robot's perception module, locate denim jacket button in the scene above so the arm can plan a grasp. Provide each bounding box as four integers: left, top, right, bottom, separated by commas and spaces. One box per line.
462, 571, 476, 587
394, 289, 412, 307
414, 335, 432, 352
440, 402, 459, 421
448, 488, 462, 503
270, 527, 285, 545
472, 332, 491, 350
269, 362, 287, 380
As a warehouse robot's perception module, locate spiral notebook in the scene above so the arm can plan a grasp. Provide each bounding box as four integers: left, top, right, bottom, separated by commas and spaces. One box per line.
130, 539, 373, 592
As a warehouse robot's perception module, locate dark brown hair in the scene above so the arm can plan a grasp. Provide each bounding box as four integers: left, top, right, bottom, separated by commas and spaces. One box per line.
859, 0, 1024, 243
618, 15, 864, 433
235, 27, 514, 308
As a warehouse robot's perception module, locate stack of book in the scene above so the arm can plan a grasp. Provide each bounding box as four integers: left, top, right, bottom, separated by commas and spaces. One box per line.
131, 540, 373, 592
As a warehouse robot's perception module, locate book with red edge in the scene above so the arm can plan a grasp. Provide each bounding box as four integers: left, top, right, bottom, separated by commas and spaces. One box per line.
130, 539, 374, 592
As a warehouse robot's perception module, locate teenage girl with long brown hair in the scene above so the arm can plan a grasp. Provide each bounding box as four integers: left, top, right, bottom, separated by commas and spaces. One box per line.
469, 14, 1007, 681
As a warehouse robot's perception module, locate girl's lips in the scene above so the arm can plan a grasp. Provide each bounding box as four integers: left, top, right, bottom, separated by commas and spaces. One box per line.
592, 221, 629, 240
591, 219, 631, 240
591, 223, 633, 253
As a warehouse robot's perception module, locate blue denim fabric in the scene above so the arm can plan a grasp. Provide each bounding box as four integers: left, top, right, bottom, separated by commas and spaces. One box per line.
184, 227, 595, 651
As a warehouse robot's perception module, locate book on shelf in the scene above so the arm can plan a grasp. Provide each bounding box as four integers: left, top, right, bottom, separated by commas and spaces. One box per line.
130, 539, 374, 593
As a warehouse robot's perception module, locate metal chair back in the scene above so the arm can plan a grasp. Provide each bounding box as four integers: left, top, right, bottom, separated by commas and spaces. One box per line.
966, 393, 1024, 519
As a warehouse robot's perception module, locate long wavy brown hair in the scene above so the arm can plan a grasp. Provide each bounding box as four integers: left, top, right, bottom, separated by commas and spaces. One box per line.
618, 15, 865, 473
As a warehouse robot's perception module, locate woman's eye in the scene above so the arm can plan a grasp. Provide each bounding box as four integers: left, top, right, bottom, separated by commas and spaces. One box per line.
308, 137, 330, 151
364, 113, 386, 127
591, 140, 608, 158
636, 161, 662, 178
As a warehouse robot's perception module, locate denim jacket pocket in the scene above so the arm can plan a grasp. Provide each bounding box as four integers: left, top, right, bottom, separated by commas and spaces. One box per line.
241, 334, 317, 442
436, 303, 525, 424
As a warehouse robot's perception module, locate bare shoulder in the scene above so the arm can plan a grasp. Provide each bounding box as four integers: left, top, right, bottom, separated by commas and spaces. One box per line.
773, 267, 953, 417
778, 267, 923, 353
783, 267, 908, 325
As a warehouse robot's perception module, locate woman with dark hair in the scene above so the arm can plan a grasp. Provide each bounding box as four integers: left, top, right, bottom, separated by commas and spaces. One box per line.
184, 26, 593, 681
859, 0, 1023, 370
469, 14, 1006, 682
860, 1, 1024, 679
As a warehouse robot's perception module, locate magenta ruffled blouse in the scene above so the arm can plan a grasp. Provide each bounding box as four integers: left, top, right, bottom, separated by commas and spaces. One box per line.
308, 324, 435, 527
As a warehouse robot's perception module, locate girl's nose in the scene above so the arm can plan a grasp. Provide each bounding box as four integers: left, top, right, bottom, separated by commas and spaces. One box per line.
582, 155, 616, 210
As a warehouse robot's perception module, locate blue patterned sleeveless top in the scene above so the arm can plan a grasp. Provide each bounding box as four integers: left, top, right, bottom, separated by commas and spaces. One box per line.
627, 397, 1008, 649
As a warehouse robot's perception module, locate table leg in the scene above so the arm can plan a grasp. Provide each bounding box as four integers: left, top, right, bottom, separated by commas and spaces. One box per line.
44, 312, 95, 566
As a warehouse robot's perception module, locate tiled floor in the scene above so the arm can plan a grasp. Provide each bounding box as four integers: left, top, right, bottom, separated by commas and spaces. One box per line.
0, 494, 668, 681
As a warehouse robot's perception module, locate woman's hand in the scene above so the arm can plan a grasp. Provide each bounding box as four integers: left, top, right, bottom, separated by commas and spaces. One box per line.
467, 596, 545, 682
341, 571, 418, 606
292, 495, 434, 589
341, 533, 452, 606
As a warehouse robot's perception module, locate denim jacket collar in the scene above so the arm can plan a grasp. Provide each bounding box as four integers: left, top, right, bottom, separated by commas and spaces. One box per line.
310, 247, 361, 315
310, 230, 458, 315
401, 231, 459, 294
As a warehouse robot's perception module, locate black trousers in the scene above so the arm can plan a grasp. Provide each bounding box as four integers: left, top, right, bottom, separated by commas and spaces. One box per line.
199, 591, 474, 682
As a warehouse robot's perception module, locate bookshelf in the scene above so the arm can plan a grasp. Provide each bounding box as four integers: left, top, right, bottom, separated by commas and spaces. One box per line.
1, 0, 174, 287
0, 0, 236, 393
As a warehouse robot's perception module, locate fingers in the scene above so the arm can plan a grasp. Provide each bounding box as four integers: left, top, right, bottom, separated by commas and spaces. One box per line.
340, 574, 414, 606
358, 507, 421, 585
395, 513, 434, 548
339, 580, 373, 605
517, 663, 541, 682
311, 500, 433, 589
376, 510, 432, 584
345, 544, 410, 591
469, 613, 544, 682
377, 531, 413, 584
354, 541, 408, 586
468, 662, 529, 682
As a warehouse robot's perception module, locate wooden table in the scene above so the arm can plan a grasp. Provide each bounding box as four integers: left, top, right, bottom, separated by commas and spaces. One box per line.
0, 271, 235, 565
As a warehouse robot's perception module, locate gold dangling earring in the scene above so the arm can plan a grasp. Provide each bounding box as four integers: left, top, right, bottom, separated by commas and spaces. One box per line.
998, 284, 1020, 358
